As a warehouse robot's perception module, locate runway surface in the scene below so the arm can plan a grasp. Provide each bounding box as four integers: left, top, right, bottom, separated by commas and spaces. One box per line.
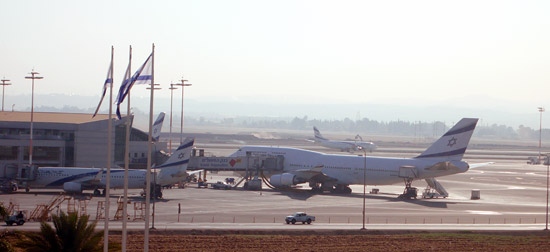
2, 137, 550, 232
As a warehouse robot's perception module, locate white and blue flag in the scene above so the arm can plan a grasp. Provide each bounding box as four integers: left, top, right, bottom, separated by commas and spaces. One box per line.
115, 60, 132, 119
116, 52, 153, 119
92, 60, 113, 118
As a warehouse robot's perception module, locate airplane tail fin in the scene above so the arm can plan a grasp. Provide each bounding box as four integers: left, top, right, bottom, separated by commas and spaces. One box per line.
416, 118, 478, 161
156, 137, 195, 186
152, 112, 166, 142
156, 137, 194, 168
313, 126, 327, 141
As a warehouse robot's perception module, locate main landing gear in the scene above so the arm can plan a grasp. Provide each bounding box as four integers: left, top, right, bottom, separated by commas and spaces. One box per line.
310, 182, 352, 194
398, 178, 417, 199
333, 184, 352, 194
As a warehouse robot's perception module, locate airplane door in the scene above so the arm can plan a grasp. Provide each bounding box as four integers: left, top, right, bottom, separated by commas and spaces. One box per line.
399, 165, 418, 179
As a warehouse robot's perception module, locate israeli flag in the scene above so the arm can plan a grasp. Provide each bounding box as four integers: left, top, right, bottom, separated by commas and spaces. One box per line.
92, 60, 113, 118
115, 52, 152, 119
132, 53, 152, 85
115, 61, 132, 120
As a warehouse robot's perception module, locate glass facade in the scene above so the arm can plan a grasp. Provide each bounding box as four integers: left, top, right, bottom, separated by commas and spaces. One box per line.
115, 125, 149, 162
0, 127, 72, 166
1, 117, 150, 168
0, 128, 73, 141
23, 146, 61, 161
0, 146, 18, 160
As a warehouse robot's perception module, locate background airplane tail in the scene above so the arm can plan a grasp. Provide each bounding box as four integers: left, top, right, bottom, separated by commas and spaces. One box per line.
152, 112, 166, 142
313, 126, 327, 141
416, 118, 478, 161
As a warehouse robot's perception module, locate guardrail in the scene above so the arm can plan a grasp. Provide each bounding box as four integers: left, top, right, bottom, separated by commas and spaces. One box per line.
99, 214, 543, 225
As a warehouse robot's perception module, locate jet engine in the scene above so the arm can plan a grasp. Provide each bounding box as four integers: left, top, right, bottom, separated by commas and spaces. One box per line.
63, 182, 82, 193
270, 173, 297, 188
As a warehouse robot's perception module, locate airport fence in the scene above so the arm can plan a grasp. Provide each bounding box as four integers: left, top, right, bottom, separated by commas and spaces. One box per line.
144, 214, 544, 225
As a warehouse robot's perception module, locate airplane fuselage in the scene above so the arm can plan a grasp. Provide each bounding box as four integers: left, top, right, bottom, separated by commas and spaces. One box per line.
316, 139, 376, 153
20, 137, 195, 194
28, 167, 147, 190
232, 146, 469, 186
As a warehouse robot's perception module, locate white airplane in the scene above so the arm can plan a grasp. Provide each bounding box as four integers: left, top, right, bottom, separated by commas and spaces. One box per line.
312, 126, 377, 152
23, 137, 195, 195
231, 118, 485, 198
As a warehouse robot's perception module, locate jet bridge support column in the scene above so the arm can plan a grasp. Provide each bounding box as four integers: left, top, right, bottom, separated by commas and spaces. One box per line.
243, 152, 262, 190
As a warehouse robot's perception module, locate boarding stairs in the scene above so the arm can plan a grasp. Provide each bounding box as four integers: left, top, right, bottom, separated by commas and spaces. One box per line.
96, 201, 105, 220
424, 177, 449, 198
114, 196, 131, 220
5, 200, 19, 214
133, 202, 145, 221
28, 194, 71, 221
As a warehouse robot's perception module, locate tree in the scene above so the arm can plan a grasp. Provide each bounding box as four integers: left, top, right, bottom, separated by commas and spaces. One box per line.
0, 231, 15, 252
0, 203, 7, 219
16, 211, 120, 252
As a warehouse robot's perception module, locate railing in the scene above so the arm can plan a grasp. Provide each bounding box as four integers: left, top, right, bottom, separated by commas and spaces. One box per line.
93, 213, 543, 225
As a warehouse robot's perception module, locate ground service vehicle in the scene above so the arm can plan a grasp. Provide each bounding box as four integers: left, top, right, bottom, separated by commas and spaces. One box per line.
285, 212, 315, 224
5, 211, 26, 226
211, 181, 231, 190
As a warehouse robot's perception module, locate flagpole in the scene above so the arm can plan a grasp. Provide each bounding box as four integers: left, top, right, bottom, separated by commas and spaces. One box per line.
104, 46, 114, 252
122, 45, 132, 252
144, 43, 155, 252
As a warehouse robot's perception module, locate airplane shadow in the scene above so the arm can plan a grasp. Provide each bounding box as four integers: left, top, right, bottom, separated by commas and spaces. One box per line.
128, 196, 170, 203
270, 189, 473, 209
6, 191, 151, 201
9, 191, 97, 199
274, 190, 316, 200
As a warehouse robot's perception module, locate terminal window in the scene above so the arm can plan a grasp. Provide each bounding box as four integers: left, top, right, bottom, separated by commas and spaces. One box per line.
23, 146, 61, 161
0, 146, 18, 160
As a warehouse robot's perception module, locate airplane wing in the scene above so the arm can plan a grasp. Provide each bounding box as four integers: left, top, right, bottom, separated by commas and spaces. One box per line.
83, 169, 104, 187
187, 170, 203, 176
67, 169, 105, 190
292, 165, 335, 183
469, 162, 495, 169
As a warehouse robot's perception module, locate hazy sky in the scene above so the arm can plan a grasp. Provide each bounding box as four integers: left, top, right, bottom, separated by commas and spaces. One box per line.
1, 1, 550, 126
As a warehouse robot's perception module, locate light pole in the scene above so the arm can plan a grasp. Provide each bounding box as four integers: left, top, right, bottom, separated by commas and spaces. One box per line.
175, 76, 192, 144
25, 71, 43, 165
361, 144, 367, 231
1, 78, 12, 111
169, 83, 178, 152
146, 83, 161, 232
546, 153, 549, 231
539, 107, 545, 158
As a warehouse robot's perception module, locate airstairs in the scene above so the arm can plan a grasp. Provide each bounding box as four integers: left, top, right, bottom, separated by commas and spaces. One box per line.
28, 194, 70, 221
423, 177, 449, 198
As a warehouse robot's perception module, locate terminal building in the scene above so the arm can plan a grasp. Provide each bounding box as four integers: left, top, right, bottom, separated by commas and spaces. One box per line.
0, 111, 167, 173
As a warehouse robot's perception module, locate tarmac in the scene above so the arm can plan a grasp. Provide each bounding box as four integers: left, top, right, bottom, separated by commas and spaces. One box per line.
2, 138, 550, 232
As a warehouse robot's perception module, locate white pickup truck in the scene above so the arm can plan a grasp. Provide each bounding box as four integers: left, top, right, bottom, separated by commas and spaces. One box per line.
285, 212, 315, 224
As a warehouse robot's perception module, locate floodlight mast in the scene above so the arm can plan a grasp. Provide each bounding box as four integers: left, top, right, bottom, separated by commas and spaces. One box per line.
25, 71, 43, 165
539, 107, 545, 158
360, 143, 367, 231
0, 78, 12, 111
175, 77, 192, 144
169, 83, 178, 151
